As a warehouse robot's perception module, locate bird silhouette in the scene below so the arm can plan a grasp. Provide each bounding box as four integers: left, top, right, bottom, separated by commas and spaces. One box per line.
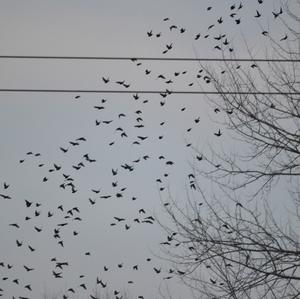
99, 279, 107, 288
91, 189, 100, 194
153, 267, 161, 274
24, 284, 32, 291
214, 129, 222, 137
52, 270, 62, 278
89, 198, 96, 205
0, 194, 11, 199
255, 10, 261, 17
272, 7, 283, 18
69, 141, 79, 146
9, 223, 20, 228
280, 34, 288, 41
133, 264, 138, 270
102, 77, 110, 83
34, 226, 42, 232
114, 217, 125, 222
210, 278, 217, 284
147, 30, 153, 37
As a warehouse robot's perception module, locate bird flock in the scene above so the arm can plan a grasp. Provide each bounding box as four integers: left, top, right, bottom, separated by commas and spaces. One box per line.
0, 1, 287, 298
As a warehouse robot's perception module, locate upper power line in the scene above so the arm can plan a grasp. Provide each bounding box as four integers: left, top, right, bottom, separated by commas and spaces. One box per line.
0, 89, 299, 95
0, 55, 298, 62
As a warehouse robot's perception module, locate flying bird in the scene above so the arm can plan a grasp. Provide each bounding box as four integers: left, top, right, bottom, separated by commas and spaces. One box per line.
60, 147, 68, 153
114, 217, 125, 222
153, 267, 161, 274
272, 7, 283, 18
9, 223, 20, 228
102, 77, 110, 83
255, 10, 261, 17
147, 30, 153, 37
280, 34, 288, 41
214, 129, 222, 137
0, 194, 11, 199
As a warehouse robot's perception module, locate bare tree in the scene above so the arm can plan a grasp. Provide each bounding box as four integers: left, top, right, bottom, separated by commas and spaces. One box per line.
198, 1, 300, 198
159, 2, 300, 298
160, 187, 300, 299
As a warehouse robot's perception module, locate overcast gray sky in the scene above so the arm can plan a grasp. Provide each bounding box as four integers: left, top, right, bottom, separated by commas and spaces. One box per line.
0, 1, 289, 298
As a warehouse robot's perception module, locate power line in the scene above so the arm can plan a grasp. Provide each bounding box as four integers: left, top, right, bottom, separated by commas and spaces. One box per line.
0, 89, 298, 95
0, 55, 298, 62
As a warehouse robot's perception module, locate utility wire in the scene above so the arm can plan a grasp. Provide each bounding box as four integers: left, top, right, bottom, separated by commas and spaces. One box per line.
0, 55, 298, 62
1, 56, 298, 94
0, 89, 299, 95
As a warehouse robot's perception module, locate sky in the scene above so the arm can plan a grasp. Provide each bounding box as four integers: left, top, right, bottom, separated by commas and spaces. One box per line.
0, 0, 293, 298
